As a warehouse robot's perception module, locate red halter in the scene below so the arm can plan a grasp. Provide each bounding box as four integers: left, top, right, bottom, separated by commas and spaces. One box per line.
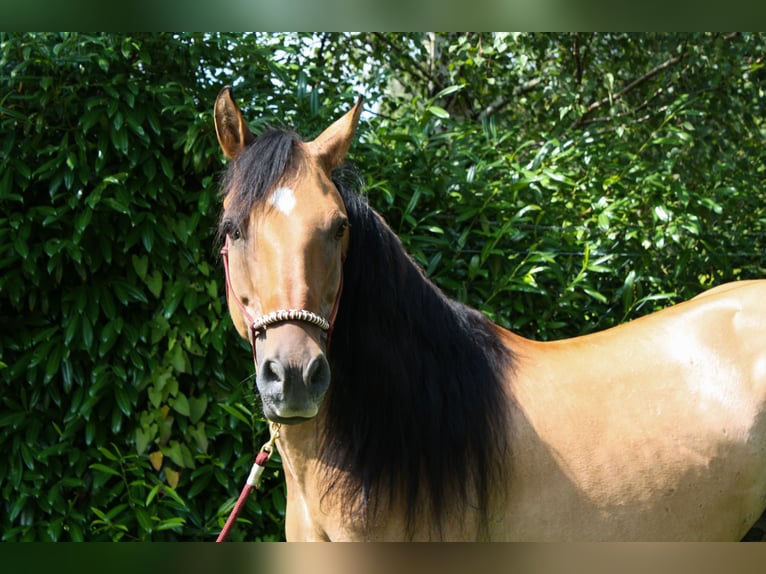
219, 235, 343, 366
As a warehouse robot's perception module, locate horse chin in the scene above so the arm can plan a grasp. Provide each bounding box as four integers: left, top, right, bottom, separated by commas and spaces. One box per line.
266, 413, 316, 425
261, 400, 320, 425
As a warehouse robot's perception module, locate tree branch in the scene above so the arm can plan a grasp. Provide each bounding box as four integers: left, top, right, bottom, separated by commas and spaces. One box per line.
370, 33, 443, 97
569, 50, 685, 131
476, 77, 542, 122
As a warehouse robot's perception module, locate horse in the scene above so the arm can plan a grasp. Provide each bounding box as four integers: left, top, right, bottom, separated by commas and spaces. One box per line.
213, 86, 766, 541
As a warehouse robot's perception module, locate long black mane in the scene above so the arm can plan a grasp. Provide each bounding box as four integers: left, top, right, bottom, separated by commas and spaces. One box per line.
327, 172, 514, 540
218, 129, 514, 540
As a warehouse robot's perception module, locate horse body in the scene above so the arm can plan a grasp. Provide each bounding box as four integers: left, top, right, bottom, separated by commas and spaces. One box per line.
268, 282, 766, 541
213, 87, 766, 541
503, 279, 766, 540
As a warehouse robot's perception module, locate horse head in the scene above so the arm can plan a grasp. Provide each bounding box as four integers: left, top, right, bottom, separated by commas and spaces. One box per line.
214, 87, 362, 424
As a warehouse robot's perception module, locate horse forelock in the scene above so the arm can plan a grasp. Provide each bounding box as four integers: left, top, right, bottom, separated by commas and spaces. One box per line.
321, 173, 515, 540
216, 128, 303, 243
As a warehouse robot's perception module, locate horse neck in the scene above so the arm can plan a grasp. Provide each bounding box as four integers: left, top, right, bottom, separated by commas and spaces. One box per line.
275, 417, 322, 479
317, 197, 513, 538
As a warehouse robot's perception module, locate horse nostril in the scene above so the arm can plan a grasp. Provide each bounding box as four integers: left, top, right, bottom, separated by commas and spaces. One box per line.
260, 358, 286, 385
305, 354, 331, 391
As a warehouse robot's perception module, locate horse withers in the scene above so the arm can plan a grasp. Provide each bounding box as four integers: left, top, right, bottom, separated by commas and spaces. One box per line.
213, 86, 766, 541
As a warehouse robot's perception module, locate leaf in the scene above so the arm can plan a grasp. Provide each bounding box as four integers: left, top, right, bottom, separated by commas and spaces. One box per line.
583, 287, 608, 304
114, 385, 132, 416
149, 450, 164, 471
44, 344, 63, 383
134, 507, 153, 533
98, 318, 122, 357
144, 271, 163, 298
81, 316, 94, 349
112, 280, 149, 305
9, 496, 27, 522
110, 125, 128, 155
432, 84, 464, 99
13, 234, 29, 258
165, 467, 180, 489
0, 411, 26, 429
89, 463, 121, 478
427, 105, 450, 119
103, 197, 130, 215
100, 290, 117, 320
74, 210, 93, 235
188, 395, 208, 424
136, 425, 155, 455
145, 483, 162, 506
105, 503, 129, 522
161, 441, 185, 467
218, 403, 252, 426
188, 423, 209, 454
97, 446, 120, 462
171, 394, 190, 417
654, 205, 671, 222
131, 255, 148, 280
155, 517, 186, 531
148, 386, 163, 408
163, 280, 186, 318
169, 344, 188, 374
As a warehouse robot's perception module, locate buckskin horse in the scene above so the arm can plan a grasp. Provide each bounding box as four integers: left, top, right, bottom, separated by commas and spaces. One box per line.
213, 86, 766, 541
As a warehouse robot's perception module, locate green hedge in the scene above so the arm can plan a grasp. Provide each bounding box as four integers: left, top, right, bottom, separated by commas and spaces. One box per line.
0, 33, 294, 541
1, 32, 764, 541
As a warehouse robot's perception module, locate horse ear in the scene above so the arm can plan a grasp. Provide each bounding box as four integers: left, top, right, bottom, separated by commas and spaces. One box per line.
308, 96, 363, 171
214, 86, 255, 160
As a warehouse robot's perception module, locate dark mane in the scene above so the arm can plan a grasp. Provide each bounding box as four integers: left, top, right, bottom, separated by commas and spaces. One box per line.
324, 169, 514, 540
216, 128, 302, 239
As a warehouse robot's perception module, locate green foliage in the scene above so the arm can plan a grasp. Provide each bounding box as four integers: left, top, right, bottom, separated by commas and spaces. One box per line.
1, 32, 764, 541
0, 32, 288, 541
352, 32, 765, 338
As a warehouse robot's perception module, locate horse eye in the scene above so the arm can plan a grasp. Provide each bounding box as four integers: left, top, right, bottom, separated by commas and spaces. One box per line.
334, 220, 349, 240
224, 220, 241, 241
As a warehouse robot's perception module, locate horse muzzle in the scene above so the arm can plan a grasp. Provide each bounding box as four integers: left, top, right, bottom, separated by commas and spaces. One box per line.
254, 323, 331, 424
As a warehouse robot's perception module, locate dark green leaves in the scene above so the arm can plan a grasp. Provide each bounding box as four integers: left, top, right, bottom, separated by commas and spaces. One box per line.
0, 32, 283, 542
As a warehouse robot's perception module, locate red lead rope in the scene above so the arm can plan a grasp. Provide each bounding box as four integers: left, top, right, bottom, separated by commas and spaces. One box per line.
216, 422, 280, 542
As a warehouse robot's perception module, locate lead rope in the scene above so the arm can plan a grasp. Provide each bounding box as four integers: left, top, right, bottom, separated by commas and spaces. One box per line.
217, 237, 279, 542
216, 421, 281, 542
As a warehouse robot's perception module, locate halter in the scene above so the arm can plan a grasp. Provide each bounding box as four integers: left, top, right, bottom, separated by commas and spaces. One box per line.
220, 235, 343, 365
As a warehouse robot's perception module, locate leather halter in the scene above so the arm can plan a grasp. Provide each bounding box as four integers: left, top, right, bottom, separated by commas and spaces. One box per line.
220, 235, 343, 366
